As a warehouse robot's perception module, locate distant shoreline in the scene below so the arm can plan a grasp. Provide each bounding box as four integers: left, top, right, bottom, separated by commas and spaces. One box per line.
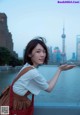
0, 65, 22, 72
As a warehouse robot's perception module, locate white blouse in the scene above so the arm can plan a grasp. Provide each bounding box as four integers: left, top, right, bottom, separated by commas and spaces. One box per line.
13, 63, 49, 95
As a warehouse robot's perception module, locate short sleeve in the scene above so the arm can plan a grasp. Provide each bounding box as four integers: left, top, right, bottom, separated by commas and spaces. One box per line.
26, 72, 49, 95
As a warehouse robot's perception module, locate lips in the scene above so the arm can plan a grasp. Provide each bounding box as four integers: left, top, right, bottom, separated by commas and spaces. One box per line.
39, 59, 44, 61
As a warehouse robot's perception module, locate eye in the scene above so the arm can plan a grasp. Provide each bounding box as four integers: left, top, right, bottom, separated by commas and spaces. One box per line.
36, 50, 41, 53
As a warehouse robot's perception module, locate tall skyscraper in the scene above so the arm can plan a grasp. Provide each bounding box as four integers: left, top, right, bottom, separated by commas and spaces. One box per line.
76, 35, 80, 61
61, 27, 66, 62
0, 13, 13, 52
48, 46, 53, 64
53, 47, 61, 63
0, 13, 18, 57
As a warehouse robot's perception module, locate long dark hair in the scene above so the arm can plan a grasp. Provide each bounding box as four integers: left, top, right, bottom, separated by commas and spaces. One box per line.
23, 37, 49, 65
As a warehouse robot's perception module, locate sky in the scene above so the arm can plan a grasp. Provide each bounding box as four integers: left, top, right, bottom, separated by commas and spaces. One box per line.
0, 0, 80, 59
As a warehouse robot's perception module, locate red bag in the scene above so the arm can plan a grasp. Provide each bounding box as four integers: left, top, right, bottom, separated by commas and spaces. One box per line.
0, 66, 34, 115
10, 85, 34, 115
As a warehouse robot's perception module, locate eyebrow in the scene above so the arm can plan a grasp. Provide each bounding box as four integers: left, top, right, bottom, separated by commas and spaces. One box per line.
36, 48, 45, 51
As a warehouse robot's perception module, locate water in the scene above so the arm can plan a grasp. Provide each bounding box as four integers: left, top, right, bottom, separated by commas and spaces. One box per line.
0, 70, 19, 93
0, 66, 80, 106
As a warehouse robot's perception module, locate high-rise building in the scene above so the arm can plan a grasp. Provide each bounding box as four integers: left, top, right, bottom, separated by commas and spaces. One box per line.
72, 52, 76, 61
0, 13, 13, 52
76, 35, 80, 61
53, 47, 61, 63
48, 46, 53, 64
0, 13, 18, 57
61, 27, 66, 62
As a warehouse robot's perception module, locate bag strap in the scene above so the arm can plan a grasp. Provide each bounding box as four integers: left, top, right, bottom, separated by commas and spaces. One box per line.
10, 66, 34, 109
12, 66, 34, 85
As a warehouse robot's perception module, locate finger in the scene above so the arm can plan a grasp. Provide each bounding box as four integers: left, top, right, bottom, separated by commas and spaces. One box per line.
68, 65, 76, 67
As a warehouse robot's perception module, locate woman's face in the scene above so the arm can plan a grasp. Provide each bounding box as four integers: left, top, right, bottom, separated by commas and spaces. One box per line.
29, 44, 46, 67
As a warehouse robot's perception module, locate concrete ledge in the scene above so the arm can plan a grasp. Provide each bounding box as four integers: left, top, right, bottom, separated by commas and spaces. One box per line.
34, 104, 80, 115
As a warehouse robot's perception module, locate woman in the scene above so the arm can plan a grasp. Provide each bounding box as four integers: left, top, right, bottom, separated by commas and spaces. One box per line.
13, 37, 75, 114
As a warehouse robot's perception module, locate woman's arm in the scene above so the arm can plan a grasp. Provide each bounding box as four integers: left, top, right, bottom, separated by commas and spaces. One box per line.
45, 64, 76, 92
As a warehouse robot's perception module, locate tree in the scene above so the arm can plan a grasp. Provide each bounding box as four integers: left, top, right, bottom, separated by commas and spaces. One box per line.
9, 55, 23, 67
0, 47, 11, 65
0, 47, 23, 66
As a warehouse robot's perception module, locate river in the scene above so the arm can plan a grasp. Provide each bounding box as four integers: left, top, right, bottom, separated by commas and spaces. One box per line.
0, 65, 80, 106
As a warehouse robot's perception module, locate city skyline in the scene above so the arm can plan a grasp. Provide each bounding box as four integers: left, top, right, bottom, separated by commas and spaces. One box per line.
0, 0, 80, 59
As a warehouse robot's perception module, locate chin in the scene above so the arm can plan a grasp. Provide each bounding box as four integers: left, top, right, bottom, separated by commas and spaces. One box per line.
38, 62, 44, 65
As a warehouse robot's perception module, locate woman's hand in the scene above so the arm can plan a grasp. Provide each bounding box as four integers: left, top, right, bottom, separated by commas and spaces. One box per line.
59, 64, 76, 71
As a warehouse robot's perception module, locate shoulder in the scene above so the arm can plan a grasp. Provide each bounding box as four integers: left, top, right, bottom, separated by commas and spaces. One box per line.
26, 68, 40, 79
20, 63, 40, 79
